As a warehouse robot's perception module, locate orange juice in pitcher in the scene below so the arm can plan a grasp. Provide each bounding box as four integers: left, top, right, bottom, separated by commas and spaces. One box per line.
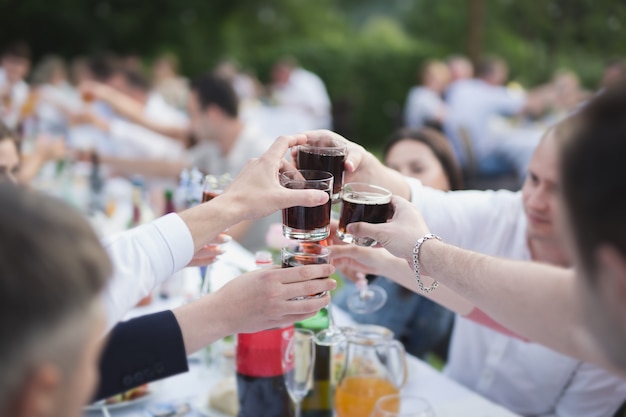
333, 325, 407, 417
335, 376, 399, 417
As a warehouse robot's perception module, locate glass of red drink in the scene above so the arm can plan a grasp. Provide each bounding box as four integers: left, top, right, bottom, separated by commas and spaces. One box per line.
296, 135, 347, 203
280, 170, 333, 242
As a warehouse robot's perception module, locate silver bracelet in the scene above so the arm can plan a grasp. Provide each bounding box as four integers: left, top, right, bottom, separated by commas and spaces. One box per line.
412, 233, 442, 293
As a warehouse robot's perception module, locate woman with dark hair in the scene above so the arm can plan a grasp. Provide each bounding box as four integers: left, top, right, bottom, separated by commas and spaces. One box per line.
336, 127, 461, 359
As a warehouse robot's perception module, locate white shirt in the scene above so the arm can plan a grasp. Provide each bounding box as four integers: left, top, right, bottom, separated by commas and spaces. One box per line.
403, 86, 445, 129
186, 124, 272, 178
407, 178, 626, 417
101, 213, 194, 331
144, 92, 189, 128
273, 68, 332, 129
108, 118, 185, 161
0, 69, 29, 130
445, 79, 525, 167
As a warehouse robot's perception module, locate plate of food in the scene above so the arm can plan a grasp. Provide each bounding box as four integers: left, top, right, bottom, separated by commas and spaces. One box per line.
194, 376, 238, 417
84, 384, 152, 411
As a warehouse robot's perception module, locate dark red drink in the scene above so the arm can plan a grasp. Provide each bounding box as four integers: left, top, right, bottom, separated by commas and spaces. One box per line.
297, 147, 346, 198
337, 184, 393, 246
202, 190, 221, 203
280, 170, 333, 241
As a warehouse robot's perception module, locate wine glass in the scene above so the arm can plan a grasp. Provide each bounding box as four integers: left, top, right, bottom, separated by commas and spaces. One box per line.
370, 394, 435, 417
198, 173, 232, 294
337, 183, 393, 314
282, 328, 316, 417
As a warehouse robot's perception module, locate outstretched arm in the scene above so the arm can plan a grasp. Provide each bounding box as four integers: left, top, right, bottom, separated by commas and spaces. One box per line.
346, 196, 614, 372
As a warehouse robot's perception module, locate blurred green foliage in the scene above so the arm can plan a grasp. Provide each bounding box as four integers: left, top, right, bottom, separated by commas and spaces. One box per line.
1, 0, 625, 147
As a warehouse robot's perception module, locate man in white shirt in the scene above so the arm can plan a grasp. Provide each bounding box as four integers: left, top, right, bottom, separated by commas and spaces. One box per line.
403, 60, 450, 130
271, 57, 332, 130
0, 42, 31, 130
320, 125, 626, 416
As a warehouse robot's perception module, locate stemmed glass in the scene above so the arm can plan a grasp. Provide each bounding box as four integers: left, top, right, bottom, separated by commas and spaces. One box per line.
282, 328, 316, 417
198, 173, 232, 294
337, 183, 393, 314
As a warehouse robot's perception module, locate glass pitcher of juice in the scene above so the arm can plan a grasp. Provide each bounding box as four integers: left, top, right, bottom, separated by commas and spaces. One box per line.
334, 325, 408, 417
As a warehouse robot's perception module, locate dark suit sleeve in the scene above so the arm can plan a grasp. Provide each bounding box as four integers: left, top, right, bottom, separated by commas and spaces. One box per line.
93, 310, 189, 400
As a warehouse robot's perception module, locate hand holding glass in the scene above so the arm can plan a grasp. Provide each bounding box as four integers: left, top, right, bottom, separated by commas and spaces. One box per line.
337, 183, 393, 313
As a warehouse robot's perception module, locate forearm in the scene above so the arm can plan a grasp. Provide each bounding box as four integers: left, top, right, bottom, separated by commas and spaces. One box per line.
177, 193, 244, 253
418, 240, 609, 366
171, 292, 234, 355
101, 155, 185, 179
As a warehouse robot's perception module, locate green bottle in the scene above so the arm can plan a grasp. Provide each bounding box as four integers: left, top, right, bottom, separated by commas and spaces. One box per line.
295, 308, 333, 417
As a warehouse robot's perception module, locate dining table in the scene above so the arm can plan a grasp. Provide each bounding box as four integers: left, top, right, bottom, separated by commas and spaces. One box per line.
84, 238, 522, 417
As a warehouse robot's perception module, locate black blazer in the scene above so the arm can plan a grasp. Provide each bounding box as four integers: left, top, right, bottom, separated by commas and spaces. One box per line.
94, 310, 189, 400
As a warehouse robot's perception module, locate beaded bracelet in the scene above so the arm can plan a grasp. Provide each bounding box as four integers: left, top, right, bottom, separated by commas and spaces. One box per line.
412, 233, 442, 293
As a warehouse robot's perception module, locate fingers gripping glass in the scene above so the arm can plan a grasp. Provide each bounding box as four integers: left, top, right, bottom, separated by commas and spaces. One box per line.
337, 183, 393, 314
280, 170, 333, 242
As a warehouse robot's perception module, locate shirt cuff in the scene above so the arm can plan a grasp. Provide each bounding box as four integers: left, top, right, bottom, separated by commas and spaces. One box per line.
404, 176, 424, 207
151, 213, 195, 274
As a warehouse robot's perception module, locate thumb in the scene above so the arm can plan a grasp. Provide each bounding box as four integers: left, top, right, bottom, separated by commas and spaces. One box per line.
346, 221, 387, 246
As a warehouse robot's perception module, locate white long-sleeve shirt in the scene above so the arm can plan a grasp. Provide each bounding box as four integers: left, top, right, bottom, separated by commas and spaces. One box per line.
101, 213, 194, 331
406, 177, 626, 417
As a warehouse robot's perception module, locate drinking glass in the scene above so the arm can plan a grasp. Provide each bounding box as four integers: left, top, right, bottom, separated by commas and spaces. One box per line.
337, 183, 393, 313
282, 328, 316, 417
280, 170, 333, 242
199, 173, 233, 294
280, 243, 346, 346
296, 135, 347, 203
370, 394, 435, 417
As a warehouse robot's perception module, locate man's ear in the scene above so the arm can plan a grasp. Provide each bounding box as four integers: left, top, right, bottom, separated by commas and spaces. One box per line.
10, 364, 61, 417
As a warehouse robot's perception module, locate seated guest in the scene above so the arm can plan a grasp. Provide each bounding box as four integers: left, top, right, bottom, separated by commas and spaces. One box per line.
0, 121, 64, 184
403, 60, 450, 131
0, 41, 31, 130
270, 56, 332, 130
444, 55, 545, 176
90, 74, 277, 252
324, 122, 626, 416
336, 127, 458, 359
151, 52, 190, 112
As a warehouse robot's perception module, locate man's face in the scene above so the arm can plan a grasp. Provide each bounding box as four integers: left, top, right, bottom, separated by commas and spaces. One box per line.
187, 91, 213, 141
0, 139, 20, 184
1, 55, 30, 84
53, 305, 105, 417
522, 132, 561, 242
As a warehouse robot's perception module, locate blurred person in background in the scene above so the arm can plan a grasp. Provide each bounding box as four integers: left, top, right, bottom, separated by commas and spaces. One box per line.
72, 68, 185, 162
0, 41, 31, 130
83, 73, 277, 252
444, 55, 546, 176
214, 58, 262, 105
446, 54, 474, 84
30, 55, 78, 136
270, 55, 332, 130
600, 57, 626, 90
403, 60, 450, 131
545, 69, 590, 123
0, 121, 65, 185
152, 52, 189, 112
336, 127, 459, 360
